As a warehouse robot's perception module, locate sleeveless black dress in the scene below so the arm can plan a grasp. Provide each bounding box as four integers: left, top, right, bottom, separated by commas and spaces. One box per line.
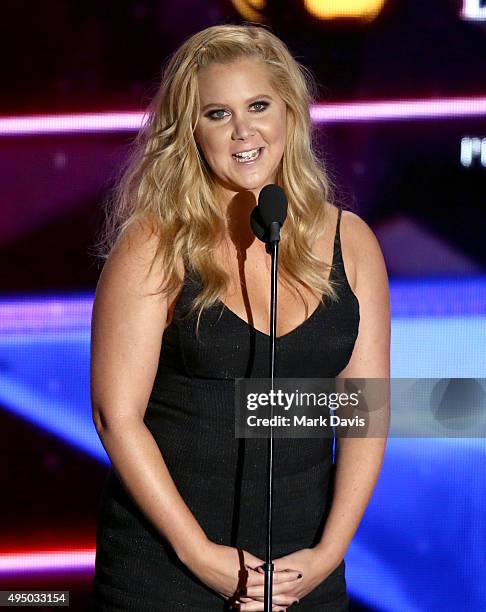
93, 208, 360, 611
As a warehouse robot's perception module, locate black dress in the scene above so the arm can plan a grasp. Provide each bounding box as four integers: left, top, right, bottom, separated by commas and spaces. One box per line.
93, 208, 360, 611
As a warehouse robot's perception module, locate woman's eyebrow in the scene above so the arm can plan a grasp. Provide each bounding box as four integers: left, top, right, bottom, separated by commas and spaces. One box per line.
201, 94, 274, 112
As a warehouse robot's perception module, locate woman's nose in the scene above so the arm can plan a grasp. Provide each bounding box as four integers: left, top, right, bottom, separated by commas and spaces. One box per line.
231, 115, 255, 140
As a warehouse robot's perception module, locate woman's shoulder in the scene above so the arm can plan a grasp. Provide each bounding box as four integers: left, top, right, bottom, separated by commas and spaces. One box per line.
325, 203, 387, 294
106, 218, 185, 285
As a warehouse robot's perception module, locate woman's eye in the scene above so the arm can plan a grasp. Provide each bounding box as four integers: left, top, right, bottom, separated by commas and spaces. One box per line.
206, 101, 269, 121
251, 101, 269, 112
207, 109, 229, 121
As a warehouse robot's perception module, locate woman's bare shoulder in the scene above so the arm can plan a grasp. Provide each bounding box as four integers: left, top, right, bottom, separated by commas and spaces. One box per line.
102, 219, 183, 295
109, 218, 161, 268
326, 202, 384, 293
338, 207, 388, 296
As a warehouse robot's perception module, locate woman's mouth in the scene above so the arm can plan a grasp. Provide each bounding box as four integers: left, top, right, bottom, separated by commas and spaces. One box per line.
232, 147, 263, 164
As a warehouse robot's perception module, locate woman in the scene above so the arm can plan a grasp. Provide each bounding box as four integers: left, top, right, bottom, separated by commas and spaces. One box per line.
91, 23, 390, 611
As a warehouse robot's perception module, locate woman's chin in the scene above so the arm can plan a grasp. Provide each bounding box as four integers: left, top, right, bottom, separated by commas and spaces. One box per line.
217, 178, 267, 195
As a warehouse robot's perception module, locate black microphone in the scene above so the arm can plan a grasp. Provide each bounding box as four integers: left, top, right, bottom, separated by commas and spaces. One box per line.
250, 184, 288, 244
249, 183, 289, 611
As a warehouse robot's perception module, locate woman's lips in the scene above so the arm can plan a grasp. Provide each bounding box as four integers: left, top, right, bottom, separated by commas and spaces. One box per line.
232, 147, 264, 164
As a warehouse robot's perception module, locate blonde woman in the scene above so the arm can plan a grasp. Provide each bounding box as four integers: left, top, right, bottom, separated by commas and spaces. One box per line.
91, 23, 390, 611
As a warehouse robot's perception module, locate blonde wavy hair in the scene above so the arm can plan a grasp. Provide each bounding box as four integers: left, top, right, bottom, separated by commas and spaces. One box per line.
97, 23, 340, 331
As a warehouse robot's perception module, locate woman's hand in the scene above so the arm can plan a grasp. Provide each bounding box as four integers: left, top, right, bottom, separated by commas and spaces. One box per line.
239, 547, 342, 606
186, 539, 303, 611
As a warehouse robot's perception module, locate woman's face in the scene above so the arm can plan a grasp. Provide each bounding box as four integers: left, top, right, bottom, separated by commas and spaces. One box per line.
194, 57, 287, 206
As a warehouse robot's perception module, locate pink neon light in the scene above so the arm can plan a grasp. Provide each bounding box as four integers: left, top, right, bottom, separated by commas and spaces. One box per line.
0, 549, 95, 574
312, 96, 486, 123
0, 111, 144, 135
0, 97, 485, 135
0, 297, 92, 332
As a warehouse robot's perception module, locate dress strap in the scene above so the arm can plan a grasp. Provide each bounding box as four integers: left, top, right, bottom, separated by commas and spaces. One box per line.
327, 208, 342, 281
332, 207, 355, 295
335, 208, 342, 254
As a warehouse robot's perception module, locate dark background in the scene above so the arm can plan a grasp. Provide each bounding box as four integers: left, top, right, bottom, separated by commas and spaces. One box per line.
0, 1, 485, 610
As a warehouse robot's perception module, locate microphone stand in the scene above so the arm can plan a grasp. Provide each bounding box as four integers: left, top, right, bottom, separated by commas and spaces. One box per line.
263, 221, 281, 612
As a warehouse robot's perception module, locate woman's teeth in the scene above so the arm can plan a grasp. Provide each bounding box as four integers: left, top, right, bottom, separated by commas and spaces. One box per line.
232, 148, 261, 163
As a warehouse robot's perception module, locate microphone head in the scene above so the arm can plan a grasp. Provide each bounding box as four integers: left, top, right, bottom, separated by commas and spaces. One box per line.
258, 184, 288, 227
250, 206, 266, 240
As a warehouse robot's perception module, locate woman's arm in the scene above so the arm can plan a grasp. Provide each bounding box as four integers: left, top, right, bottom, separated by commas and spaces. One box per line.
314, 209, 391, 565
90, 221, 209, 564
